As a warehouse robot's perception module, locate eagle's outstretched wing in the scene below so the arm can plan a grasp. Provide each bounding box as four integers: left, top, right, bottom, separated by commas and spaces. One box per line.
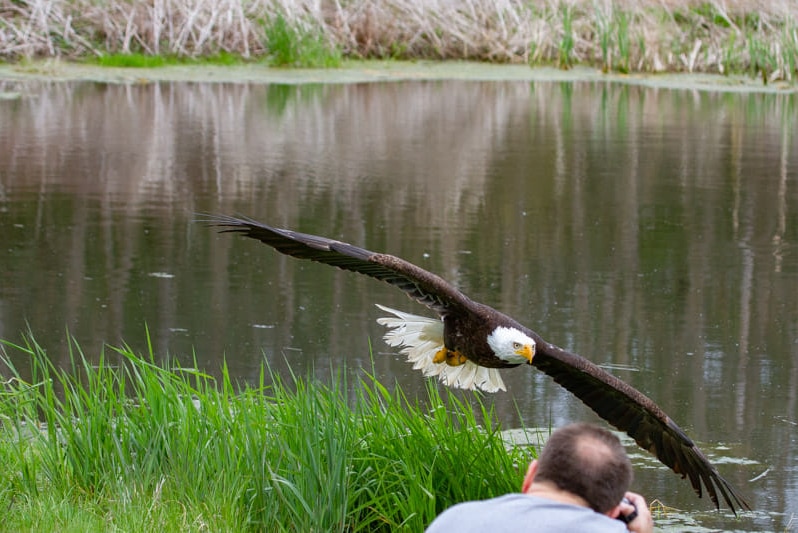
204, 214, 476, 316
529, 339, 750, 513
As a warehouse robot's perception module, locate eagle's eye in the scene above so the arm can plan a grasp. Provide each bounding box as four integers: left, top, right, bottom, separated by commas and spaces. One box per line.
512, 342, 522, 350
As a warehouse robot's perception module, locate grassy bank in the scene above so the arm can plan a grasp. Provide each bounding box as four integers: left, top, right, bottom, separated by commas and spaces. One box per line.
0, 334, 533, 532
0, 1, 796, 81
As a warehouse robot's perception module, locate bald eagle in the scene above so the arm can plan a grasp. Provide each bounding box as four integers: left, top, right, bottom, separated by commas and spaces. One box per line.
205, 214, 750, 514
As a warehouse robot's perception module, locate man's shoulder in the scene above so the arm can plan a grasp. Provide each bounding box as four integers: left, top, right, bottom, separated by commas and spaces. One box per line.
425, 494, 627, 533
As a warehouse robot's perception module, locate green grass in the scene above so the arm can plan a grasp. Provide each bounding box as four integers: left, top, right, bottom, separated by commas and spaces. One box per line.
94, 53, 168, 68
261, 14, 342, 68
92, 51, 246, 68
557, 4, 575, 70
0, 332, 533, 532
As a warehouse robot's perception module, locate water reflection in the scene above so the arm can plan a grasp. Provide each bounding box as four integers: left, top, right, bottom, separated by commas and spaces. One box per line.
0, 78, 796, 530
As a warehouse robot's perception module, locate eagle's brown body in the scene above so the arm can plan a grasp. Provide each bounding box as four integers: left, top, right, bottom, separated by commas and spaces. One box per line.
443, 303, 523, 369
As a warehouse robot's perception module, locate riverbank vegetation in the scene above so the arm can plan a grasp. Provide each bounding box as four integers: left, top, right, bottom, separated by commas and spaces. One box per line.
0, 0, 796, 81
0, 334, 533, 531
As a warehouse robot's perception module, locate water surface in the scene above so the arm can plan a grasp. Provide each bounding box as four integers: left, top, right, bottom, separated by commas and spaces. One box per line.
1, 77, 796, 531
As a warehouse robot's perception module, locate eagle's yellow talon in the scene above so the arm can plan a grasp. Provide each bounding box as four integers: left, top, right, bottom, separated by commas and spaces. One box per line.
445, 350, 467, 367
433, 347, 448, 364
433, 347, 467, 366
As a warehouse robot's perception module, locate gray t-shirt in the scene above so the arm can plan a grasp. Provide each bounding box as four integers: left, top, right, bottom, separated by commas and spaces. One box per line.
425, 493, 628, 532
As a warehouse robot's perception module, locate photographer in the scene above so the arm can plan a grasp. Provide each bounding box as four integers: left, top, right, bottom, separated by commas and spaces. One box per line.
425, 423, 654, 533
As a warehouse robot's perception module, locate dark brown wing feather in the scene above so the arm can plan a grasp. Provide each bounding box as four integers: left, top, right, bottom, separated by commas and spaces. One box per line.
527, 338, 750, 514
202, 214, 472, 315
203, 214, 750, 514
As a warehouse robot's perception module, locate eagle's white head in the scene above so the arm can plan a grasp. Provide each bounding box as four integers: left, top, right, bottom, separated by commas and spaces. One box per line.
487, 327, 536, 364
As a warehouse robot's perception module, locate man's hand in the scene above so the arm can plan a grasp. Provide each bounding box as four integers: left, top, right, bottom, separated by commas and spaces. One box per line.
618, 492, 653, 533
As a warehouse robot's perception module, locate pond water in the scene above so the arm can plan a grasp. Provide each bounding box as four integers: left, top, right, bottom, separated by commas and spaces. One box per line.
1, 76, 796, 531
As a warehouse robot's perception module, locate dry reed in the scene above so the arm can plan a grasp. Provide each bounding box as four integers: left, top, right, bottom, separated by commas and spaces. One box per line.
1, 0, 796, 79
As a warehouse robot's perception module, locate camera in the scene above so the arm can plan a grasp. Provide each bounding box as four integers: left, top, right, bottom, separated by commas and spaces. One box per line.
616, 497, 638, 524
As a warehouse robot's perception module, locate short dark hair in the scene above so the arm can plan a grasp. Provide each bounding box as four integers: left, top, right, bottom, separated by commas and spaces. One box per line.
534, 423, 633, 513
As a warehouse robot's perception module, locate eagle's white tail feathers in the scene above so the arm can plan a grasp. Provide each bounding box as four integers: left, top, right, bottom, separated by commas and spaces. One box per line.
375, 304, 506, 393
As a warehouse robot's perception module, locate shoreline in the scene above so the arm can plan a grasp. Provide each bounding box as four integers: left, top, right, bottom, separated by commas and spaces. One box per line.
2, 1, 796, 83
1, 59, 796, 94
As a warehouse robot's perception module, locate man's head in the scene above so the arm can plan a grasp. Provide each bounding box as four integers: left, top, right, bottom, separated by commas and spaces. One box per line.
527, 423, 633, 513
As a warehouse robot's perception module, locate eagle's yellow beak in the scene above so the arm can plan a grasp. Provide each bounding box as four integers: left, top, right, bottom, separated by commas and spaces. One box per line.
516, 343, 536, 364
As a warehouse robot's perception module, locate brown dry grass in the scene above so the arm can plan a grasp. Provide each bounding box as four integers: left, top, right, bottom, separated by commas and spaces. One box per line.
0, 0, 796, 80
